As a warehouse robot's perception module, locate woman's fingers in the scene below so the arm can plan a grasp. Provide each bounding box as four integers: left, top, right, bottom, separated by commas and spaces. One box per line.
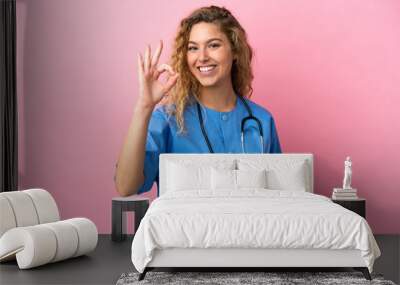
151, 63, 178, 94
137, 53, 144, 79
137, 43, 178, 100
151, 40, 163, 70
147, 45, 152, 72
163, 73, 179, 94
154, 63, 175, 79
142, 40, 164, 76
144, 45, 151, 74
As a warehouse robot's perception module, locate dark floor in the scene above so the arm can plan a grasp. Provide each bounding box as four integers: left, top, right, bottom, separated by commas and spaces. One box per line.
0, 234, 399, 285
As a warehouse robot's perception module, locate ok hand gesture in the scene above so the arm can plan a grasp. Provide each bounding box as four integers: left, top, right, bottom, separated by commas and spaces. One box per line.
137, 40, 179, 110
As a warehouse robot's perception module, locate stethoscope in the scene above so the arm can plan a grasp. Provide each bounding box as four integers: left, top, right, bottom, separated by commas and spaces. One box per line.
196, 94, 264, 153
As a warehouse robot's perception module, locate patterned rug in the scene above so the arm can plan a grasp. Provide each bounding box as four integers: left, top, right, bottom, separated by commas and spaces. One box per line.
116, 271, 396, 285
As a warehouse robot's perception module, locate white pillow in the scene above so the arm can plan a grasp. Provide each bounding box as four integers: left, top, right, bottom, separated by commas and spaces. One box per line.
167, 160, 235, 192
238, 159, 308, 191
211, 168, 236, 190
211, 168, 267, 190
236, 169, 267, 188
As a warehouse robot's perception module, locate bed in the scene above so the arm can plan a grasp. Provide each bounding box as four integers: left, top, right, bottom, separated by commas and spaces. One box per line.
131, 154, 381, 281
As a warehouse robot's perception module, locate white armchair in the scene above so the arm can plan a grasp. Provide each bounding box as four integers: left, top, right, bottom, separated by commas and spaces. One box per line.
0, 189, 98, 269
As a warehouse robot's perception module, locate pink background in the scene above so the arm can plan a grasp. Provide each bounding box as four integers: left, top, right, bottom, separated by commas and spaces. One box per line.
16, 0, 400, 234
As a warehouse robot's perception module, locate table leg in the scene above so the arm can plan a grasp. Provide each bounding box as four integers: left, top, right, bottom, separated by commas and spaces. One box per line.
134, 202, 149, 235
112, 201, 126, 241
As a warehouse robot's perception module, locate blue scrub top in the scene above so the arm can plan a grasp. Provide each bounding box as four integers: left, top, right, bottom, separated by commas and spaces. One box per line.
137, 96, 282, 195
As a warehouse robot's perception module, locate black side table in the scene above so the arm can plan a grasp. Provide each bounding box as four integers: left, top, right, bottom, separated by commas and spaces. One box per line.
332, 198, 366, 218
112, 196, 149, 242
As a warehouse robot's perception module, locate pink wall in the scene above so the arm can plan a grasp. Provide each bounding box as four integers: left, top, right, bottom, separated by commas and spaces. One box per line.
16, 0, 400, 234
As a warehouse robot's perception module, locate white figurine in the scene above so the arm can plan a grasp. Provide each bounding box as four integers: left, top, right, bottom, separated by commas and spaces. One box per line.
342, 156, 352, 189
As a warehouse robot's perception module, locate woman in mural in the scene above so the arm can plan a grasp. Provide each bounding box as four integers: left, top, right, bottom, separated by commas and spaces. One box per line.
115, 6, 281, 197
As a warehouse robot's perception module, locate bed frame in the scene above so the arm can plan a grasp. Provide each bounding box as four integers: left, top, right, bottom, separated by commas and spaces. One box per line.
138, 154, 371, 280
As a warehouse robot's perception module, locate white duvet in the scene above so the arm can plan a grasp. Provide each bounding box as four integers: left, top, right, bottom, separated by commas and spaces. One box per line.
131, 189, 380, 273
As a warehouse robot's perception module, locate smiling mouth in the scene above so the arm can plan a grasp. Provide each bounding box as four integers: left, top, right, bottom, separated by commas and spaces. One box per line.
198, 65, 217, 73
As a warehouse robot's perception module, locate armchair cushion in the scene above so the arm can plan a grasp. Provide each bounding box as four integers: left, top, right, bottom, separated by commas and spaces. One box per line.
0, 189, 97, 269
0, 218, 97, 269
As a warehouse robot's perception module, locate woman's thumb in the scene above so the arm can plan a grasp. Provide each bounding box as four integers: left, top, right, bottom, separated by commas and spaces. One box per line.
163, 73, 179, 93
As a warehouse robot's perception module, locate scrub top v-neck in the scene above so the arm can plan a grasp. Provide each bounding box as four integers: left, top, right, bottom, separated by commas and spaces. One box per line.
136, 96, 281, 194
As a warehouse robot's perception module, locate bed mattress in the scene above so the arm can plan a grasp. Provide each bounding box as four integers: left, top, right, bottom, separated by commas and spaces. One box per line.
131, 189, 380, 273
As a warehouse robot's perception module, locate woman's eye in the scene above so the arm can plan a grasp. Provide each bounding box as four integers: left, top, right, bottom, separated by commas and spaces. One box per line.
209, 43, 220, 48
188, 46, 198, 51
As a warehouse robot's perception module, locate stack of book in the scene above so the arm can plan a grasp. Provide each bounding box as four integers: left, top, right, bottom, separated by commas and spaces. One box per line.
332, 188, 358, 200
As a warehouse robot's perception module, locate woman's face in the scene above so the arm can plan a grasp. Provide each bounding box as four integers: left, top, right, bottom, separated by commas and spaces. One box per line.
187, 22, 234, 89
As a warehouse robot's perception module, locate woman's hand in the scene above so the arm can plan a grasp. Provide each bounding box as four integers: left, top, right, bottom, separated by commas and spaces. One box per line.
136, 40, 179, 110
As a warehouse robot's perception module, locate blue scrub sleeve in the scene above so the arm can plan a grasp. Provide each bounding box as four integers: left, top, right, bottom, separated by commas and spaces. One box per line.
269, 117, 282, 153
136, 107, 169, 194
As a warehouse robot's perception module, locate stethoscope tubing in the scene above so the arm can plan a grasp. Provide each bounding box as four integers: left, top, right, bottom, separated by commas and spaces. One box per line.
196, 95, 264, 153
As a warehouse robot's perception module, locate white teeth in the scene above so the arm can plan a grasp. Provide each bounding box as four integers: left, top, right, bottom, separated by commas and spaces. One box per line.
199, 66, 216, 72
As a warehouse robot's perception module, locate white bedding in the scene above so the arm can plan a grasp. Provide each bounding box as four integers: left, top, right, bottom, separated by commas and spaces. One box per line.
131, 189, 380, 273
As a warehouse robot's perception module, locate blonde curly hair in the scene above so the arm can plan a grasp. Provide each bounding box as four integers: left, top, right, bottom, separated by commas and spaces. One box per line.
165, 6, 254, 134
